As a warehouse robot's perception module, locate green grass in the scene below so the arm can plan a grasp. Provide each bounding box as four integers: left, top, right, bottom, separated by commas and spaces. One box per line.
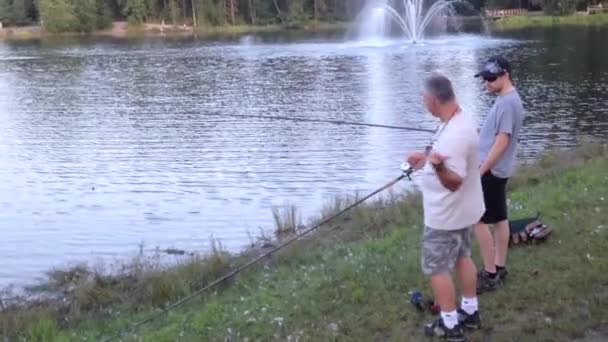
192, 21, 350, 35
2, 143, 608, 341
27, 318, 58, 342
494, 13, 608, 29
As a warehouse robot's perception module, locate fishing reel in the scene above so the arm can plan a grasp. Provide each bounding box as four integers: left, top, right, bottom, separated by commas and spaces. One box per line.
400, 162, 415, 180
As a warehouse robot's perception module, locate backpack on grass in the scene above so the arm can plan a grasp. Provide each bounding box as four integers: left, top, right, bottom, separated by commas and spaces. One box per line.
509, 213, 553, 246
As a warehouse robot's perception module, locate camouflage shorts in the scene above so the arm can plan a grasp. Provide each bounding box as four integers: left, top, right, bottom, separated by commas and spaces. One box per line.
421, 226, 473, 276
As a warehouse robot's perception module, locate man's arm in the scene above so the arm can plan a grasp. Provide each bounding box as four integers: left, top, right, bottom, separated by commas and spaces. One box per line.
479, 133, 510, 175
433, 162, 463, 192
428, 152, 464, 192
480, 102, 517, 175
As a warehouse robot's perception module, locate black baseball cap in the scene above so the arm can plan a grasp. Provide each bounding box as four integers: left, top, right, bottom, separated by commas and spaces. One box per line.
474, 55, 511, 79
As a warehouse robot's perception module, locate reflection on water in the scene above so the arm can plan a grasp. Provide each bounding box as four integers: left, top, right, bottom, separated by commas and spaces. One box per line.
0, 29, 606, 286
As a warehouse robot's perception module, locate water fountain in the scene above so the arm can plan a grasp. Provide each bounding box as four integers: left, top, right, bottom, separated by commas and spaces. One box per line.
356, 0, 457, 43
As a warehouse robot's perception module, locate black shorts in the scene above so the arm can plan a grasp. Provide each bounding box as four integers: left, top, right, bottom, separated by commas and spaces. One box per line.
480, 172, 509, 224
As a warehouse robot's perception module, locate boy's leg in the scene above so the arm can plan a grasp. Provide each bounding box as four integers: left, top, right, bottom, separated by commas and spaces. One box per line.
491, 176, 510, 277
475, 173, 506, 293
477, 172, 498, 274
494, 219, 510, 268
494, 178, 510, 269
474, 222, 496, 274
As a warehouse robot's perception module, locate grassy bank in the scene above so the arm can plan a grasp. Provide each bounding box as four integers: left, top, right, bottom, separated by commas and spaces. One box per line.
2, 143, 608, 341
0, 21, 350, 41
194, 21, 349, 35
494, 13, 608, 29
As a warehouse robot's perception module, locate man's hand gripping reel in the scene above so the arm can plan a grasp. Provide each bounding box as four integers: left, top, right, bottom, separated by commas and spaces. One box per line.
400, 162, 415, 180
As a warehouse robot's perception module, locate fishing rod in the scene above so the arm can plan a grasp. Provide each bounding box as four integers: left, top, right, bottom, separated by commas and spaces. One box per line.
104, 165, 417, 341
202, 112, 436, 133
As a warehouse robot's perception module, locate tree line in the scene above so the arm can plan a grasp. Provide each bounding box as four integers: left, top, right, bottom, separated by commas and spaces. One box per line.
0, 0, 375, 32
0, 0, 598, 33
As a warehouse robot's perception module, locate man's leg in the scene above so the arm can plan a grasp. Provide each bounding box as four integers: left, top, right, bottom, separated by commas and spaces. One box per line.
422, 227, 464, 340
423, 227, 459, 315
426, 272, 465, 340
474, 222, 496, 274
430, 273, 457, 311
456, 229, 481, 330
456, 256, 477, 298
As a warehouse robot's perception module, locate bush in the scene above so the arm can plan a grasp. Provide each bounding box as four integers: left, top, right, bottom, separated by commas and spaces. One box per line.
543, 0, 579, 15
39, 0, 78, 33
124, 0, 146, 26
39, 0, 112, 33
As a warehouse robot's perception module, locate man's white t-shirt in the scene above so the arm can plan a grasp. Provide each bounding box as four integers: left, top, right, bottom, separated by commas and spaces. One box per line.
421, 111, 485, 231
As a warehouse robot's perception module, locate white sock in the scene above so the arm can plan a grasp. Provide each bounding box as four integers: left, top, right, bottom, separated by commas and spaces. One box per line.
461, 296, 478, 315
441, 310, 458, 329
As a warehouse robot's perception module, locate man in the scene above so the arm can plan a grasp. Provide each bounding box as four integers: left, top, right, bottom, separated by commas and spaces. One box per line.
473, 56, 524, 293
407, 73, 485, 340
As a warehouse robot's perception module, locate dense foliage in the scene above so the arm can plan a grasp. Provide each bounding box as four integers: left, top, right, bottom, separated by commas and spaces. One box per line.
2, 0, 374, 32
0, 0, 595, 32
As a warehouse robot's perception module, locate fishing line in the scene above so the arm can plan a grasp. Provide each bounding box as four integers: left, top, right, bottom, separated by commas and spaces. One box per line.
104, 166, 416, 341
202, 112, 435, 133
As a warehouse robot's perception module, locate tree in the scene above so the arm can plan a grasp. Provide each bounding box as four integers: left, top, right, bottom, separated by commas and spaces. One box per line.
8, 0, 381, 32
286, 0, 306, 23
228, 0, 236, 25
248, 0, 256, 24
124, 0, 147, 24
313, 0, 328, 21
12, 0, 31, 24
95, 0, 113, 29
0, 0, 12, 23
144, 0, 162, 20
272, 0, 282, 22
73, 0, 97, 32
190, 0, 196, 25
169, 0, 178, 24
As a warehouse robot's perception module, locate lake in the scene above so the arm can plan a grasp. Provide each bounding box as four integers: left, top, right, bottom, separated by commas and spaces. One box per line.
0, 26, 606, 287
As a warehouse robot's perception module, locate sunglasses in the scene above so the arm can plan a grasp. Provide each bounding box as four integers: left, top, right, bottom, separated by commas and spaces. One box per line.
483, 76, 498, 83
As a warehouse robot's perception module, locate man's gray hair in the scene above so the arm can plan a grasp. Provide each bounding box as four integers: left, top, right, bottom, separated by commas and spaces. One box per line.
424, 73, 455, 104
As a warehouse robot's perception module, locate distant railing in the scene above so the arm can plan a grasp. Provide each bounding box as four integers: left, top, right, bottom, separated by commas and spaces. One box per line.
588, 4, 608, 14
485, 8, 529, 18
